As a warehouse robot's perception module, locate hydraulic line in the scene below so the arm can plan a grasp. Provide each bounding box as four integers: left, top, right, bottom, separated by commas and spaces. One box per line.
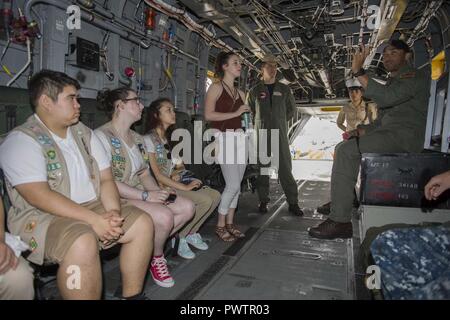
6, 37, 31, 87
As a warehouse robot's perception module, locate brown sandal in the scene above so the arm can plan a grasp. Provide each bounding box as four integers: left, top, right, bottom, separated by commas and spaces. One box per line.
226, 224, 245, 238
215, 226, 235, 242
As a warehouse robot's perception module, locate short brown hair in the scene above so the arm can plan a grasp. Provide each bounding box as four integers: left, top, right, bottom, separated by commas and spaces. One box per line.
28, 70, 80, 112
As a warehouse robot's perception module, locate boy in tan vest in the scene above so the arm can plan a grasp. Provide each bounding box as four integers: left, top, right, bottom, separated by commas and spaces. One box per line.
0, 70, 154, 300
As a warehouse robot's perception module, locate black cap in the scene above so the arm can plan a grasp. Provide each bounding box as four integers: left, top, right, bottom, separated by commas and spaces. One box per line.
384, 39, 410, 53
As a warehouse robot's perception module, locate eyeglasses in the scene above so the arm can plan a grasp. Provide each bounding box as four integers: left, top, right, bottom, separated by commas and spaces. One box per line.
122, 97, 141, 104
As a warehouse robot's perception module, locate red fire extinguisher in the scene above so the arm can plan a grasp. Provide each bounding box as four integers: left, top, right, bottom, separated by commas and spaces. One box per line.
145, 7, 156, 31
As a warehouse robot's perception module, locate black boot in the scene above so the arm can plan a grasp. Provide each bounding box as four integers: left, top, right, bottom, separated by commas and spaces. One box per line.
353, 189, 359, 208
258, 202, 268, 213
316, 202, 331, 215
120, 292, 150, 300
288, 203, 304, 216
308, 219, 352, 239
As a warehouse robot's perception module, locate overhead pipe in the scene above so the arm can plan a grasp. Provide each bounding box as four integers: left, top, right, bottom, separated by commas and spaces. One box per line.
406, 0, 444, 46
76, 0, 199, 61
1, 0, 12, 63
30, 7, 44, 70
76, 0, 147, 38
317, 68, 335, 98
178, 0, 268, 60
6, 37, 32, 87
297, 98, 350, 106
22, 0, 204, 87
23, 0, 242, 73
81, 0, 200, 62
144, 0, 221, 44
161, 53, 177, 108
118, 72, 132, 86
24, 0, 150, 48
143, 0, 257, 69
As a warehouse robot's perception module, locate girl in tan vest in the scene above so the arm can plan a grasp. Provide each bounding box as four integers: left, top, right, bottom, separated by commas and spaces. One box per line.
144, 98, 221, 259
96, 88, 195, 288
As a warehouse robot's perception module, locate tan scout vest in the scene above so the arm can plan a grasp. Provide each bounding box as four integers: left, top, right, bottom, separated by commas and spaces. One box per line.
3, 115, 100, 265
147, 130, 177, 189
97, 122, 149, 190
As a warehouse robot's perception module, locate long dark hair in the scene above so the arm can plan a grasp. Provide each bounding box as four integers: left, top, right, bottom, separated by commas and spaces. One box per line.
214, 51, 237, 79
146, 97, 176, 149
97, 87, 133, 119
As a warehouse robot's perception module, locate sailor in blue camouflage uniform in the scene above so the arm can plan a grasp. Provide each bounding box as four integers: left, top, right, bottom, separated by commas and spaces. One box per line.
370, 226, 450, 300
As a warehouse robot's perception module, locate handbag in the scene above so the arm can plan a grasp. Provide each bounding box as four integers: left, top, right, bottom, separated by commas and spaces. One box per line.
178, 169, 197, 184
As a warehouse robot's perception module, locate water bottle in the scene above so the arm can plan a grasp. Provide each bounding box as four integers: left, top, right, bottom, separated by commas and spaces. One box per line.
241, 112, 253, 131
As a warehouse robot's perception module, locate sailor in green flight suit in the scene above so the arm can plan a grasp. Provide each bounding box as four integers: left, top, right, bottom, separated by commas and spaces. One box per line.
309, 39, 431, 239
247, 54, 303, 216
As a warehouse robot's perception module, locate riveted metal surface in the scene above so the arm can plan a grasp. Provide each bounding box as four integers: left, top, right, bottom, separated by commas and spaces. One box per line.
199, 229, 353, 300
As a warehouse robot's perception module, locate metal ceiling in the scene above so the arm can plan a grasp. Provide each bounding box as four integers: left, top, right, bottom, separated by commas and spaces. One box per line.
176, 0, 445, 100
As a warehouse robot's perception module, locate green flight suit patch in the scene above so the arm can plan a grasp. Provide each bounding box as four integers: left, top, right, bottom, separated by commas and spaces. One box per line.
399, 72, 415, 79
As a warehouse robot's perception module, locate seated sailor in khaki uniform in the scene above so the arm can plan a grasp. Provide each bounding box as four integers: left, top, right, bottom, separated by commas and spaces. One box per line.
337, 80, 377, 135
95, 88, 195, 288
0, 70, 154, 300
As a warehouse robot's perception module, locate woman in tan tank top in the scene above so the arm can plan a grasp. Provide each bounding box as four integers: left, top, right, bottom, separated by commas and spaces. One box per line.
204, 51, 251, 242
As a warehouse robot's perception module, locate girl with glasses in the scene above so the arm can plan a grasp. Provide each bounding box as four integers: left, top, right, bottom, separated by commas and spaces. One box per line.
95, 88, 195, 288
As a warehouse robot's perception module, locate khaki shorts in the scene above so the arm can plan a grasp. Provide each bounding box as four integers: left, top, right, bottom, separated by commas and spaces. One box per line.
44, 200, 143, 264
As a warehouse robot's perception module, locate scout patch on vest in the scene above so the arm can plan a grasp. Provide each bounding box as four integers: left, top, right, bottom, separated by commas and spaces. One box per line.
399, 72, 415, 79
112, 147, 126, 179
108, 134, 126, 181
273, 91, 282, 96
46, 150, 56, 160
113, 170, 124, 178
259, 92, 267, 100
25, 220, 37, 233
137, 143, 149, 163
156, 144, 165, 163
112, 155, 126, 162
37, 134, 52, 145
29, 237, 38, 252
111, 138, 121, 148
47, 162, 62, 171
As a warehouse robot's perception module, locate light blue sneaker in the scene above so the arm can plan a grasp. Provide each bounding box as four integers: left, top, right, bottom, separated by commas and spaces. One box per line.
177, 237, 196, 259
186, 233, 209, 250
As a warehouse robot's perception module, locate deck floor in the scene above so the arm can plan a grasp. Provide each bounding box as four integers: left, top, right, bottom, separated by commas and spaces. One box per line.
38, 169, 371, 300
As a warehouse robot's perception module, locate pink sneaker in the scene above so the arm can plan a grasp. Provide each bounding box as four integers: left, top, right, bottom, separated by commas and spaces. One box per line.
149, 255, 174, 288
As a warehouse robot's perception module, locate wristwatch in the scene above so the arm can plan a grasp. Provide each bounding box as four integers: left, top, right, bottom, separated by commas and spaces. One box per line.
352, 68, 366, 77
141, 191, 149, 201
